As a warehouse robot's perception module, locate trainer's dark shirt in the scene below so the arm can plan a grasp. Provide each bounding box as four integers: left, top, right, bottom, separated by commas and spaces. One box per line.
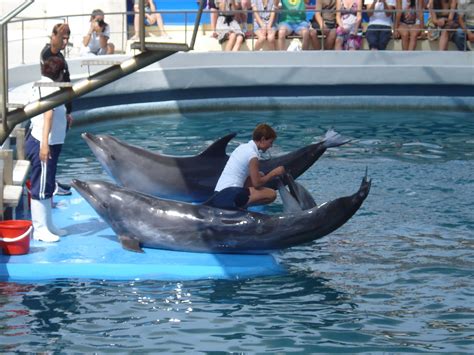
40, 44, 72, 114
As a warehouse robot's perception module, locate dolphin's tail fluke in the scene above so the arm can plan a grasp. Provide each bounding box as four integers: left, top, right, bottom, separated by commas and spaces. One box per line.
322, 129, 351, 149
358, 167, 372, 199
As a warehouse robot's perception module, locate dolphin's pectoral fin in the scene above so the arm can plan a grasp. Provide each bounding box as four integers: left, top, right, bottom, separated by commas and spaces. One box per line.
277, 176, 303, 213
119, 235, 144, 253
284, 174, 317, 210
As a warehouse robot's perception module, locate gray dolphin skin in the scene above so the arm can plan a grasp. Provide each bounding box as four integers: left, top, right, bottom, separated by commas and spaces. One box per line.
82, 130, 349, 202
71, 174, 371, 254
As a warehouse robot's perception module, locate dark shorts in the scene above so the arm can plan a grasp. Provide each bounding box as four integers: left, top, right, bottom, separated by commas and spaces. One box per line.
310, 18, 336, 35
366, 24, 392, 50
198, 0, 217, 9
207, 187, 250, 210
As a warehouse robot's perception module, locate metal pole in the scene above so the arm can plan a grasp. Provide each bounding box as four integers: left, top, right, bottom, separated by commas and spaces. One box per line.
22, 20, 25, 64
139, 0, 145, 52
190, 0, 206, 50
1, 25, 7, 134
0, 0, 34, 135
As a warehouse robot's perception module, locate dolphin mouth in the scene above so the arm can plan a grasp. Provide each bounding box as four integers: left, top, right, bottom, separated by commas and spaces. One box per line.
82, 132, 100, 145
71, 179, 87, 194
72, 179, 93, 201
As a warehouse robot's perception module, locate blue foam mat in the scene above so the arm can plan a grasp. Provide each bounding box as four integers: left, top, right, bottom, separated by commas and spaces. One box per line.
0, 190, 284, 281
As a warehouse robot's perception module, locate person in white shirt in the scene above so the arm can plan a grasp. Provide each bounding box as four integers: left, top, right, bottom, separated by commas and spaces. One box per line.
210, 123, 285, 209
366, 0, 396, 50
82, 9, 115, 56
25, 57, 69, 243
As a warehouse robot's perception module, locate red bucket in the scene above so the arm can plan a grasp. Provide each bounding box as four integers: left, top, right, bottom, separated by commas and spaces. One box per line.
0, 220, 32, 255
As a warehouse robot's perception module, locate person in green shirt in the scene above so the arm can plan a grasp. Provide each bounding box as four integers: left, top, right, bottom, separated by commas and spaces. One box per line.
277, 0, 311, 50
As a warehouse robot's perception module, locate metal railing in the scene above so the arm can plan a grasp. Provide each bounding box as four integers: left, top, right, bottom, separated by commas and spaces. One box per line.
1, 0, 34, 136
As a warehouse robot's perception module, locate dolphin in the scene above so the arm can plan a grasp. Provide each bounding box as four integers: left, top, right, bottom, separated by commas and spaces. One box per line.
276, 174, 317, 213
82, 129, 349, 202
71, 173, 371, 254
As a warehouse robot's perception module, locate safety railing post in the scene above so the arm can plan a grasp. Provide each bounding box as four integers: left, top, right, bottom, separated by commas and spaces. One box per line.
190, 0, 206, 50
1, 24, 7, 134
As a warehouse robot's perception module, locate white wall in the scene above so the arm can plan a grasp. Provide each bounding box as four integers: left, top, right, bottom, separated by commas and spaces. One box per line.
3, 0, 127, 66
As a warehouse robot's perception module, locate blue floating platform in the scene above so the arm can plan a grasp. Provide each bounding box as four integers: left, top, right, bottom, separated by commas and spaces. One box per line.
0, 190, 285, 281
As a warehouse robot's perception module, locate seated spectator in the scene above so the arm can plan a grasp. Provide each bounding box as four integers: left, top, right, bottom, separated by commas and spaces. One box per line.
366, 0, 396, 50
428, 0, 458, 50
131, 0, 170, 40
335, 0, 363, 50
236, 0, 252, 36
453, 0, 474, 51
310, 0, 338, 50
395, 0, 425, 50
277, 0, 311, 50
251, 0, 278, 50
199, 1, 219, 38
81, 9, 115, 56
395, 0, 424, 50
217, 0, 245, 51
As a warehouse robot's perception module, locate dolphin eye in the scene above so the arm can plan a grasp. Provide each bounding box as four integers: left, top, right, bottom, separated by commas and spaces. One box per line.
110, 154, 116, 161
102, 202, 109, 209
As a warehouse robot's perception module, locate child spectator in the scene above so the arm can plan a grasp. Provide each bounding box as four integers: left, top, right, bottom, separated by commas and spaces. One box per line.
335, 0, 363, 50
395, 0, 424, 50
428, 0, 458, 50
310, 0, 338, 50
251, 0, 279, 50
453, 0, 474, 50
217, 0, 246, 51
277, 0, 311, 50
131, 0, 170, 39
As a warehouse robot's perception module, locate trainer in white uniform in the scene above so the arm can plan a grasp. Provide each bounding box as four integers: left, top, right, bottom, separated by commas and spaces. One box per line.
210, 123, 285, 209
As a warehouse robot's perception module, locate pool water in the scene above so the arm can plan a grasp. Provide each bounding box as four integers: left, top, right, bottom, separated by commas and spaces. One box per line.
1, 108, 473, 352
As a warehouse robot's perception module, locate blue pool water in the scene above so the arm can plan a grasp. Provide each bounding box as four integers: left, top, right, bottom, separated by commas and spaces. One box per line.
1, 108, 473, 352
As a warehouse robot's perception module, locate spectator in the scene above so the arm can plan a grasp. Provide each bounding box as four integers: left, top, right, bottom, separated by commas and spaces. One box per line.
395, 0, 424, 50
453, 0, 474, 50
335, 0, 363, 50
277, 0, 311, 50
199, 1, 219, 38
251, 0, 279, 50
131, 0, 170, 40
366, 0, 396, 50
310, 0, 338, 50
236, 0, 253, 36
428, 0, 458, 50
81, 9, 115, 56
217, 0, 245, 51
26, 57, 69, 243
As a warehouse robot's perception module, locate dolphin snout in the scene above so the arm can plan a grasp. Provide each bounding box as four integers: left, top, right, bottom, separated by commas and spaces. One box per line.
71, 179, 86, 191
81, 132, 99, 144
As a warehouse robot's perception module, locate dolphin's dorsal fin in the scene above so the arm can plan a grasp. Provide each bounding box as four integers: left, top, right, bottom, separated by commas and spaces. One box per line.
199, 133, 237, 158
119, 235, 144, 253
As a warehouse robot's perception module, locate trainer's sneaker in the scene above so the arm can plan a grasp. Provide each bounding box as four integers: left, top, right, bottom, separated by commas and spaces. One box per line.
54, 182, 72, 196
